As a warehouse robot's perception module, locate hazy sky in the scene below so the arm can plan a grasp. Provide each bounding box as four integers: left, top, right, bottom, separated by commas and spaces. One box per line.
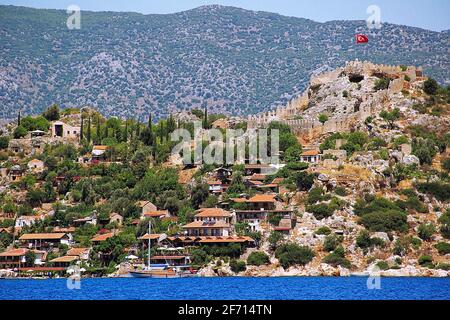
1, 0, 449, 31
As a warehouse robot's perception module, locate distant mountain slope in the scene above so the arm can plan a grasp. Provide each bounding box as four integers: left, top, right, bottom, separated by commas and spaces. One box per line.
0, 5, 448, 120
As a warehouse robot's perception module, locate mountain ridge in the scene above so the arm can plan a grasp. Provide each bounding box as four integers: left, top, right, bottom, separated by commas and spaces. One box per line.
0, 5, 448, 120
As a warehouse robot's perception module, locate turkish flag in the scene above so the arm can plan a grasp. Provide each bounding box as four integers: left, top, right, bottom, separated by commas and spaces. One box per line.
356, 34, 369, 44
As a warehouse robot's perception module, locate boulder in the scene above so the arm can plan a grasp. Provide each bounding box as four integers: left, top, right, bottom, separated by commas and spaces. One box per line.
372, 232, 390, 243
402, 155, 420, 165
198, 266, 217, 277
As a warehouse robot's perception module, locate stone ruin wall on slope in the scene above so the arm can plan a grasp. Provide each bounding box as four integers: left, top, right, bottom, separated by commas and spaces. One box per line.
247, 61, 424, 136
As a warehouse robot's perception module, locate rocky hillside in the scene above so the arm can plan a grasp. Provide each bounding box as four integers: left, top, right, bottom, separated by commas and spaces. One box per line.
1, 5, 449, 120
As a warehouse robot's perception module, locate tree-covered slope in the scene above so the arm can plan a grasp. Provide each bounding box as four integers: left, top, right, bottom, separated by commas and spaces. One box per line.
0, 5, 448, 120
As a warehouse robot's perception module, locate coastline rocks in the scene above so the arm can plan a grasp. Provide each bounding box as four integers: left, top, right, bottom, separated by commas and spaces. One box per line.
216, 265, 233, 277
0, 269, 17, 278
338, 266, 351, 277
198, 266, 217, 277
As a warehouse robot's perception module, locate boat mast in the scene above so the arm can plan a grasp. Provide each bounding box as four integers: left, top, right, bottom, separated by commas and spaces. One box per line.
147, 219, 151, 268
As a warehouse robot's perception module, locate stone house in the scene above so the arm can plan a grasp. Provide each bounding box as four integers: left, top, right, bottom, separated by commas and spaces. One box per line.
27, 159, 45, 173
51, 121, 80, 139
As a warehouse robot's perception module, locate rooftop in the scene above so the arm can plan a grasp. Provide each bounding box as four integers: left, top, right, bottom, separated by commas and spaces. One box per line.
301, 150, 320, 156
247, 194, 276, 203
168, 236, 254, 243
150, 256, 187, 260
19, 233, 67, 240
50, 256, 79, 263
143, 210, 169, 218
138, 234, 162, 241
91, 233, 114, 242
66, 247, 89, 256
195, 208, 232, 218
0, 248, 28, 257
182, 220, 230, 229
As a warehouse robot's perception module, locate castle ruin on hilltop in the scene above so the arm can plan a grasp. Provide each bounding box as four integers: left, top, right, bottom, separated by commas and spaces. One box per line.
247, 61, 425, 137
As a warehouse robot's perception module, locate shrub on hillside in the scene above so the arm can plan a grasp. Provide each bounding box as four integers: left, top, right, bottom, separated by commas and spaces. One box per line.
323, 234, 343, 252
355, 230, 385, 250
375, 261, 389, 271
247, 251, 270, 266
417, 223, 436, 241
438, 210, 450, 239
230, 259, 246, 273
423, 78, 439, 95
417, 182, 450, 202
275, 243, 315, 268
434, 242, 450, 255
359, 210, 408, 232
268, 231, 283, 249
315, 226, 332, 235
307, 203, 335, 220
322, 246, 351, 269
374, 77, 390, 91
418, 255, 434, 268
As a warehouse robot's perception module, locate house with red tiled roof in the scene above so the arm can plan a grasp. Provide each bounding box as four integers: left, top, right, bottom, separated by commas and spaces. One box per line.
231, 194, 293, 232
180, 208, 234, 236
49, 255, 79, 268
195, 208, 233, 223
91, 232, 114, 243
0, 248, 28, 268
142, 210, 170, 219
0, 248, 47, 268
137, 201, 158, 218
207, 180, 224, 194
19, 233, 72, 249
168, 235, 255, 247
66, 247, 90, 260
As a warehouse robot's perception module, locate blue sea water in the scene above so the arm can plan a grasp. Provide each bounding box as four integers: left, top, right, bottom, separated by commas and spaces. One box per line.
0, 277, 449, 300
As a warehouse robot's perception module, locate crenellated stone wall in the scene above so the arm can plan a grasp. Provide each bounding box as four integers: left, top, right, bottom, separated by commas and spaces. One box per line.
248, 60, 418, 136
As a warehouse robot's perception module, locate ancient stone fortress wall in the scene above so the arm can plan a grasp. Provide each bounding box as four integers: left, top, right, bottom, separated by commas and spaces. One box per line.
248, 61, 421, 135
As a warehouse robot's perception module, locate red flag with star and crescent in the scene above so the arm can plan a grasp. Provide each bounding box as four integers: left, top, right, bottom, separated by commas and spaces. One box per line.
356, 34, 369, 44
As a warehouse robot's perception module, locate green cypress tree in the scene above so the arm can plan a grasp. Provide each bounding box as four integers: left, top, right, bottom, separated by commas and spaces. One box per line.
124, 119, 128, 142
80, 114, 84, 142
86, 116, 91, 143
103, 122, 108, 140
136, 116, 141, 138
96, 116, 101, 143
203, 106, 208, 129
18, 109, 21, 126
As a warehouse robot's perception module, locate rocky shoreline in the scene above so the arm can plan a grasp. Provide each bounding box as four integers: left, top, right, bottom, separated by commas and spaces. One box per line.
197, 264, 450, 278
